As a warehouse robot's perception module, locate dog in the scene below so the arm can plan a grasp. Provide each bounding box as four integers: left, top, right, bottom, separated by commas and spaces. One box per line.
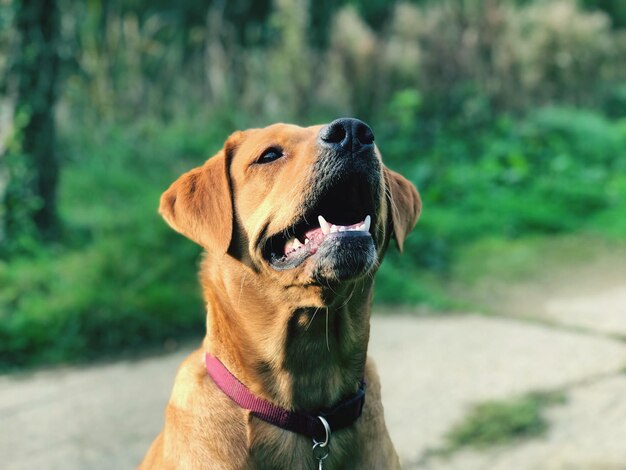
140, 118, 421, 469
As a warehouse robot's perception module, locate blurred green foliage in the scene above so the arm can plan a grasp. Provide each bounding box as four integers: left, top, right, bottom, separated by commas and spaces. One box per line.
376, 104, 626, 299
1, 0, 626, 369
0, 116, 213, 367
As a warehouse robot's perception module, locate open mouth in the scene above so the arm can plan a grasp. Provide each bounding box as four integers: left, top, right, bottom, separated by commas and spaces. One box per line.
263, 178, 378, 270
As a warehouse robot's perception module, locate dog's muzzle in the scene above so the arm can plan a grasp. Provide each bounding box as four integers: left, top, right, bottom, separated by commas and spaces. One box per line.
263, 118, 382, 280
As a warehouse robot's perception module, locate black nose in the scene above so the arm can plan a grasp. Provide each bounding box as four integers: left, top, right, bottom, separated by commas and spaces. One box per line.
319, 118, 375, 152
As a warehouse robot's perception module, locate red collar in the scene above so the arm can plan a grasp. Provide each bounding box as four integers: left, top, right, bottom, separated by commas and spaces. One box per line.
205, 353, 366, 442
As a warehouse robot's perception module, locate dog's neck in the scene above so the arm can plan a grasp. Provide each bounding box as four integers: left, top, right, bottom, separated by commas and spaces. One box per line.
200, 258, 372, 411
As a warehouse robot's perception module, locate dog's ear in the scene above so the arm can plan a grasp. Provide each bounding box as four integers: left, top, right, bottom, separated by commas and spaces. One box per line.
159, 148, 232, 253
384, 168, 421, 252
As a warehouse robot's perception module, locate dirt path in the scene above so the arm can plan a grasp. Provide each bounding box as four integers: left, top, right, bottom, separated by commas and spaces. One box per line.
3, 257, 626, 469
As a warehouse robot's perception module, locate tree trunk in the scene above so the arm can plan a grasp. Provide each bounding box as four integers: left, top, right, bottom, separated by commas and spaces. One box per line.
3, 0, 61, 245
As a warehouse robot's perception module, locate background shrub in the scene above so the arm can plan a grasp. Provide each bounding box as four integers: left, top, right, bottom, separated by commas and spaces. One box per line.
1, 0, 626, 368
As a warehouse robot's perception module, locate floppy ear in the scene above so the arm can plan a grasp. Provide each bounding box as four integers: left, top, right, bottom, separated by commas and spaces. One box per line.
159, 149, 232, 253
384, 167, 422, 252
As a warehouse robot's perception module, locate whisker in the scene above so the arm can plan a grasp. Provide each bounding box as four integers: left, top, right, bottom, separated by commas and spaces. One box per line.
324, 279, 338, 296
338, 285, 356, 309
237, 271, 247, 309
385, 186, 400, 219
305, 307, 321, 331
325, 307, 330, 352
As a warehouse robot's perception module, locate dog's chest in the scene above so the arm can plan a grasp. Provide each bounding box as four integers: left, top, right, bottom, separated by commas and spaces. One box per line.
246, 420, 361, 470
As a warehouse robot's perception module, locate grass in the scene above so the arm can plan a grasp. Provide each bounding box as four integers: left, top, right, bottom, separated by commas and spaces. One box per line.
443, 391, 567, 452
453, 235, 626, 287
1, 105, 626, 370
443, 234, 626, 320
0, 115, 213, 370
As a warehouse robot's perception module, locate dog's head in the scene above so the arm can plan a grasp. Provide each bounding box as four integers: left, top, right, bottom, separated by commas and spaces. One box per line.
160, 118, 420, 290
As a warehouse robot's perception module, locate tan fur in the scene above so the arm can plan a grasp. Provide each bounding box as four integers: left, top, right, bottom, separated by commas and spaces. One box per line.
140, 122, 421, 469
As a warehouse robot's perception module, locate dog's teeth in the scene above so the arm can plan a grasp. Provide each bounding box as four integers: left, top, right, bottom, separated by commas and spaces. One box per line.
338, 226, 346, 232
284, 238, 296, 253
318, 215, 330, 235
304, 238, 309, 244
364, 215, 371, 233
293, 238, 303, 249
330, 225, 338, 233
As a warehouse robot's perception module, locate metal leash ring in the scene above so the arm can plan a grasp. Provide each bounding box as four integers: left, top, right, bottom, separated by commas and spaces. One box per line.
312, 416, 331, 468
313, 416, 331, 448
312, 441, 330, 461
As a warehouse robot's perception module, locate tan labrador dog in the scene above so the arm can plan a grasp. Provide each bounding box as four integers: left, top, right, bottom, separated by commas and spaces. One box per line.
140, 118, 421, 469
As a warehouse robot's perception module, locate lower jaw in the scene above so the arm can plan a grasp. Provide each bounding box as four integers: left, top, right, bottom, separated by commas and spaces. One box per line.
269, 232, 374, 272
312, 236, 378, 283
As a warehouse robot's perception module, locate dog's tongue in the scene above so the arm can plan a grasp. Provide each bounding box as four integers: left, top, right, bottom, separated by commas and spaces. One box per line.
283, 215, 371, 255
304, 227, 324, 244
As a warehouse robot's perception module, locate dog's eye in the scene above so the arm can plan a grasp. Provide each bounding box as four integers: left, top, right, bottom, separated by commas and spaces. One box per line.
257, 148, 283, 164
